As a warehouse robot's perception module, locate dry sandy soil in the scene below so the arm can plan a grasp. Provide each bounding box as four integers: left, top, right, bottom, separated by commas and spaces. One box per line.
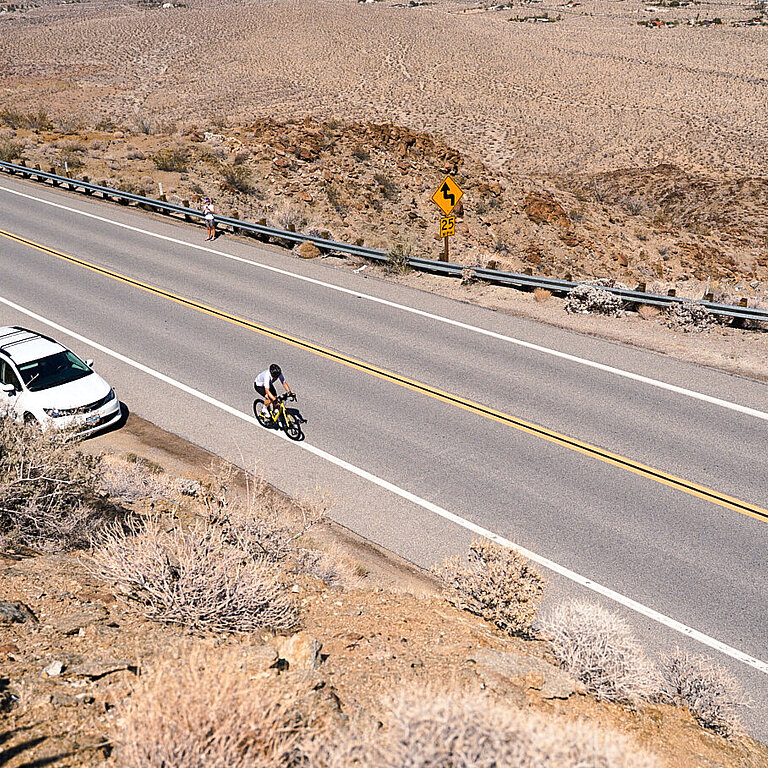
1, 0, 767, 177
2, 415, 768, 767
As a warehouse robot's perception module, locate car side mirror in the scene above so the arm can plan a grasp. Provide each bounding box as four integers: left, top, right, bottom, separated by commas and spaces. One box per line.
1, 383, 15, 394
85, 359, 94, 368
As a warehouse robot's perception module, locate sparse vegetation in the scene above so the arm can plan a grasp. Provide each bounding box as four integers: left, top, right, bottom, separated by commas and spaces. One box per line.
119, 650, 323, 767
311, 690, 659, 767
373, 171, 397, 200
0, 107, 50, 130
0, 138, 24, 162
90, 516, 300, 632
151, 146, 189, 172
386, 240, 412, 274
538, 600, 659, 704
436, 539, 546, 636
219, 161, 254, 193
659, 650, 747, 736
0, 419, 112, 552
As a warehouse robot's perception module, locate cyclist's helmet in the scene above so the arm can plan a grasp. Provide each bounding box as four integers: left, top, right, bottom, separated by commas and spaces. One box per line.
269, 363, 282, 380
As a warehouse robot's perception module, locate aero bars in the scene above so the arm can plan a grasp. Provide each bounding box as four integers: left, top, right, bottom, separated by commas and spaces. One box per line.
1, 160, 765, 324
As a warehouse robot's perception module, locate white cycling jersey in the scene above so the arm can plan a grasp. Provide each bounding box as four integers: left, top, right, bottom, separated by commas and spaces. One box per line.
254, 369, 285, 389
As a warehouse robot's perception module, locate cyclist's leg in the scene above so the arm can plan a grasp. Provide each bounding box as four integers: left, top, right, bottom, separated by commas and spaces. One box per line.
264, 383, 278, 412
255, 384, 270, 417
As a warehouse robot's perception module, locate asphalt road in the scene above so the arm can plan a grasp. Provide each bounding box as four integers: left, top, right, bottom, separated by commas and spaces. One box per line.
1, 175, 767, 739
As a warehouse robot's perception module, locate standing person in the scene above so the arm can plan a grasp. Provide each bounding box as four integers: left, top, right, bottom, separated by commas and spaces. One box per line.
202, 197, 216, 240
253, 363, 293, 417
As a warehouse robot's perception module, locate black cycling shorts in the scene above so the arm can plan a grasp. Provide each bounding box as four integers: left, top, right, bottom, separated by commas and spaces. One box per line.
254, 382, 277, 398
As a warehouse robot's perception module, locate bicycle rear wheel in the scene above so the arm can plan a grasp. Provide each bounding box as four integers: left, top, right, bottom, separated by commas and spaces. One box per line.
253, 399, 272, 428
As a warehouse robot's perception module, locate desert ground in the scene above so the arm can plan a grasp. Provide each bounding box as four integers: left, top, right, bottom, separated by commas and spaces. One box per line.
1, 0, 767, 177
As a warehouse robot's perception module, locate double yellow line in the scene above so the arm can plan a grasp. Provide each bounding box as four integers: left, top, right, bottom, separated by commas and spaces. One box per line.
3, 227, 766, 523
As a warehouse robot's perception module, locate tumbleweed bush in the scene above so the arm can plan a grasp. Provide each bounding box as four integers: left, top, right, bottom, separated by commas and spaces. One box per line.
90, 517, 299, 632
538, 600, 659, 704
659, 649, 747, 737
436, 539, 545, 636
309, 690, 659, 768
118, 649, 325, 768
0, 418, 108, 551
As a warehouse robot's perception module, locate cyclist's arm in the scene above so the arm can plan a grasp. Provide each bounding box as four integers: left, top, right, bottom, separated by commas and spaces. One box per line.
281, 379, 292, 393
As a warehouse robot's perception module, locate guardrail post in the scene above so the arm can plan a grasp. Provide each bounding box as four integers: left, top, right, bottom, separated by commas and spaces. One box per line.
636, 282, 646, 292
50, 167, 58, 185
667, 288, 676, 297
182, 200, 191, 221
704, 292, 713, 302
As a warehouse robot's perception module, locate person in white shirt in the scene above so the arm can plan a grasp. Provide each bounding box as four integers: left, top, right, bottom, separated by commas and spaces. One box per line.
202, 197, 216, 241
253, 363, 293, 416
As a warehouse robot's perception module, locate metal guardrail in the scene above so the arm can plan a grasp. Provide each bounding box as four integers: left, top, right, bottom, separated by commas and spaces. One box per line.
2, 159, 766, 324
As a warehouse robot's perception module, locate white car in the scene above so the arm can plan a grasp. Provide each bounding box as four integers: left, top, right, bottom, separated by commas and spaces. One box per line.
0, 326, 122, 436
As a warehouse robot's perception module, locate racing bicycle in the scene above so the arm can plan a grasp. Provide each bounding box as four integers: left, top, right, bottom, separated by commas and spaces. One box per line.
253, 391, 302, 441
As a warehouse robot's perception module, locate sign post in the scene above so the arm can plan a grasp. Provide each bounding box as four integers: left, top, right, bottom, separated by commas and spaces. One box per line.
431, 175, 463, 261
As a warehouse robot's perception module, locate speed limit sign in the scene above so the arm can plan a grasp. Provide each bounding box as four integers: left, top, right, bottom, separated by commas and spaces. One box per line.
439, 216, 456, 238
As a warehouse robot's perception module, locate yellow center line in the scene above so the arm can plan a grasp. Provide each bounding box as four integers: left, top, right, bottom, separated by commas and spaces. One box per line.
3, 227, 767, 523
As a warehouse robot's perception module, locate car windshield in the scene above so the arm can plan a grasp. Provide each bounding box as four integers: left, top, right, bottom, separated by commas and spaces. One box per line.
17, 350, 92, 392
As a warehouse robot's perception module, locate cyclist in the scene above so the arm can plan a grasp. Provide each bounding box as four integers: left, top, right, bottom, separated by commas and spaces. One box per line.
254, 364, 293, 417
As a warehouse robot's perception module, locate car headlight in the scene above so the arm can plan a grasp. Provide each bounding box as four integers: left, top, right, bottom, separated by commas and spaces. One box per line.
105, 388, 116, 403
43, 407, 69, 418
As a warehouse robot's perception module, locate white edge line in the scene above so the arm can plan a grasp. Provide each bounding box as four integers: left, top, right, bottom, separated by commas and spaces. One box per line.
1, 293, 766, 676
3, 183, 768, 423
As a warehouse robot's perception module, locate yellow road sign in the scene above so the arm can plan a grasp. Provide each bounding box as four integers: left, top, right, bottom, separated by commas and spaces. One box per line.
431, 175, 463, 216
439, 216, 456, 238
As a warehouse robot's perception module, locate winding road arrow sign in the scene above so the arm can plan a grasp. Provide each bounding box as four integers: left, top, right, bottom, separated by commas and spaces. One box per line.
431, 175, 463, 216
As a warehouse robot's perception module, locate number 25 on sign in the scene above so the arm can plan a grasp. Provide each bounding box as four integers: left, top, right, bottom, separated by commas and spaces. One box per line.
439, 216, 456, 238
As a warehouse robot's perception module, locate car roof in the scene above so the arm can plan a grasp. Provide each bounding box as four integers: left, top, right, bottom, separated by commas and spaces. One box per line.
0, 326, 66, 365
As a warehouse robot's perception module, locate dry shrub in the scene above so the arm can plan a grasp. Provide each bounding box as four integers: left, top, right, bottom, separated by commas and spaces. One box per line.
201, 466, 352, 586
118, 649, 326, 767
0, 138, 24, 162
297, 543, 366, 589
637, 304, 660, 320
659, 650, 747, 737
200, 467, 324, 565
220, 162, 254, 193
0, 108, 49, 130
0, 418, 110, 552
538, 600, 659, 704
274, 204, 309, 232
151, 146, 189, 172
90, 517, 299, 632
533, 287, 551, 303
664, 302, 714, 332
309, 689, 659, 767
564, 282, 625, 316
386, 241, 412, 274
436, 539, 545, 636
98, 455, 180, 505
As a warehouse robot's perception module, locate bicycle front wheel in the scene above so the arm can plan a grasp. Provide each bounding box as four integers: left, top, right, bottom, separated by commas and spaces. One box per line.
281, 411, 303, 441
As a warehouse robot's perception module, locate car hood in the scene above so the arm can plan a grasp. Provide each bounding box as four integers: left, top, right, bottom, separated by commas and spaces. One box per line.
27, 372, 111, 409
